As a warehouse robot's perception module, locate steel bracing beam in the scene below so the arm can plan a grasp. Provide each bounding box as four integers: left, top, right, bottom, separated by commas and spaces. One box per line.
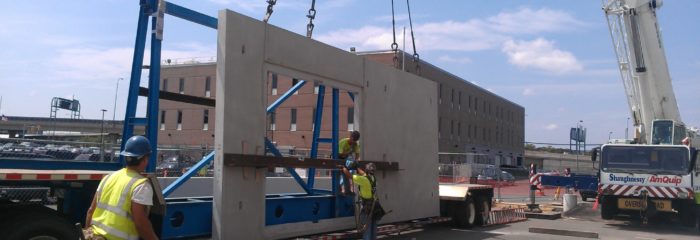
306, 85, 326, 189
267, 80, 307, 113
164, 1, 218, 29
264, 138, 312, 194
162, 151, 215, 197
120, 1, 152, 166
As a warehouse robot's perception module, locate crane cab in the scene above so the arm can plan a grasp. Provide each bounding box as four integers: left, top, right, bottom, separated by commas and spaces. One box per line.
651, 119, 687, 145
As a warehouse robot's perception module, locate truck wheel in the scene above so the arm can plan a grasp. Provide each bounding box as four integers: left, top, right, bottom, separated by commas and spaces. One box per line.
454, 197, 476, 228
475, 197, 491, 226
1, 206, 78, 240
600, 196, 616, 220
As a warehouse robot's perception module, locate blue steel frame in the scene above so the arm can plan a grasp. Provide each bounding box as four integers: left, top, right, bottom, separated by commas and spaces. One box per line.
122, 1, 357, 234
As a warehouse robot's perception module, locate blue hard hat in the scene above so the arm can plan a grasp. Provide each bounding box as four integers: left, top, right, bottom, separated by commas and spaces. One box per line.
120, 135, 152, 158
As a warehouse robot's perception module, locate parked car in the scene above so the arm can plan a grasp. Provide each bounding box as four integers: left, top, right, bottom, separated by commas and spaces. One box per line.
74, 153, 101, 162
477, 168, 515, 186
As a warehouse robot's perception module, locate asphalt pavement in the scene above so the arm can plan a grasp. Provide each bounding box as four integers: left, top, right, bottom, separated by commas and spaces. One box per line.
383, 202, 700, 240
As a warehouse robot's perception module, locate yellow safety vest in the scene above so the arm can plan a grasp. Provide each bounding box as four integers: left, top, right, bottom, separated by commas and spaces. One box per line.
91, 168, 148, 240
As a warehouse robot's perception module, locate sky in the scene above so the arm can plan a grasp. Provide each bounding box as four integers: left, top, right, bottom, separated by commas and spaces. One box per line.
1, 0, 699, 146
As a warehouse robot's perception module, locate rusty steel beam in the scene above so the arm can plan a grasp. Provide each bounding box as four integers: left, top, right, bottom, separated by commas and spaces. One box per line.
223, 153, 399, 171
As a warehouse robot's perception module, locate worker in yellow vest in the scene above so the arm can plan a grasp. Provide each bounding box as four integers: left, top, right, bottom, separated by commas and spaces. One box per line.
339, 131, 361, 195
84, 135, 159, 240
342, 162, 385, 239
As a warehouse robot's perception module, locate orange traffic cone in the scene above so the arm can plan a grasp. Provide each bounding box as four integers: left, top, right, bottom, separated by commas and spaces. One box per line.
592, 196, 600, 210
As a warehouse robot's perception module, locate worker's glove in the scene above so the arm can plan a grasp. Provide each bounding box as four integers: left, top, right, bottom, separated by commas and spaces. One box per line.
345, 159, 358, 170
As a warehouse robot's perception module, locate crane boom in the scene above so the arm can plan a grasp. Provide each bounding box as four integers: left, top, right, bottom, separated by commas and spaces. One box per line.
602, 0, 683, 144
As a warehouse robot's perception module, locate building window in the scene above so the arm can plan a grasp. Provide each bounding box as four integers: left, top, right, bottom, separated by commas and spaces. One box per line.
162, 79, 168, 91
347, 107, 354, 131
270, 112, 276, 131
160, 110, 166, 130
292, 78, 299, 95
468, 96, 472, 110
457, 122, 461, 137
271, 73, 278, 95
438, 84, 442, 104
179, 78, 185, 94
205, 77, 211, 97
475, 98, 478, 111
177, 110, 182, 130
458, 92, 462, 110
438, 117, 442, 139
450, 120, 454, 139
311, 108, 316, 130
290, 108, 297, 131
314, 82, 319, 94
203, 109, 209, 130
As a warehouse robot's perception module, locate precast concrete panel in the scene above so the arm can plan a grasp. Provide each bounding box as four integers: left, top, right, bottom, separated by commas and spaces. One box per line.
360, 61, 439, 222
214, 10, 268, 240
216, 9, 439, 239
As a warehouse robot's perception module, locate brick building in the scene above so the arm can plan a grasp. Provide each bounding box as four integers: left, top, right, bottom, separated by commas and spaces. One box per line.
158, 50, 524, 166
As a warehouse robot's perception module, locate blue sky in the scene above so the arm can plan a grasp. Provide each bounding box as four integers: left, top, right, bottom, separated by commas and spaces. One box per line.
1, 0, 699, 145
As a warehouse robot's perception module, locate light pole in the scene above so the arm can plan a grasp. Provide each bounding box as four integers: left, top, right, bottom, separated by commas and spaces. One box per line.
113, 78, 123, 126
100, 109, 107, 162
576, 120, 583, 172
626, 117, 630, 140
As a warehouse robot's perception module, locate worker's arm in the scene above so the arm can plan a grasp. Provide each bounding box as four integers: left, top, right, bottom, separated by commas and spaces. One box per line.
84, 194, 97, 228
341, 166, 352, 180
131, 202, 159, 240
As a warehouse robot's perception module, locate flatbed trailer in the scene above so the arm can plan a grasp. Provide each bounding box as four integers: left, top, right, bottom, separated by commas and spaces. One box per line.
0, 165, 495, 239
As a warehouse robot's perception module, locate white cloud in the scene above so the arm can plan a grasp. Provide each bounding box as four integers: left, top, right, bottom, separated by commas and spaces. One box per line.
522, 87, 535, 96
437, 55, 472, 64
316, 7, 582, 53
49, 43, 215, 86
501, 38, 583, 74
544, 124, 558, 130
487, 8, 584, 34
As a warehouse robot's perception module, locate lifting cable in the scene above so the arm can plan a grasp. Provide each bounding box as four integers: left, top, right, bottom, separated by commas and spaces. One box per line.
406, 0, 421, 75
306, 0, 317, 38
263, 0, 277, 23
390, 0, 400, 68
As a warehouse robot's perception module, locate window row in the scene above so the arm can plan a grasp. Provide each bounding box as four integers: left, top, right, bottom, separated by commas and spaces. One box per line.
270, 73, 321, 96
438, 83, 520, 123
162, 77, 212, 97
438, 117, 522, 147
270, 107, 355, 132
159, 109, 209, 131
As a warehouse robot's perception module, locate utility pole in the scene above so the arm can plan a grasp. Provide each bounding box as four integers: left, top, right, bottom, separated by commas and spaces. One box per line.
100, 109, 107, 162
113, 78, 123, 126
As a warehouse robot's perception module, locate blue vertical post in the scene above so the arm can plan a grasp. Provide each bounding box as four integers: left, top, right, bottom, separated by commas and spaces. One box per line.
120, 2, 151, 165
332, 88, 340, 216
307, 85, 326, 190
146, 15, 162, 172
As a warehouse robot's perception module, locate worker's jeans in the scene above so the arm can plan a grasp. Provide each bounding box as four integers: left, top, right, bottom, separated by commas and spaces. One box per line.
339, 170, 354, 194
363, 219, 377, 240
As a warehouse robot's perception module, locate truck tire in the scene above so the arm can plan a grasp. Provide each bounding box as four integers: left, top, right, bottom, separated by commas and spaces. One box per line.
600, 196, 616, 220
0, 205, 78, 240
475, 197, 491, 226
454, 197, 477, 228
